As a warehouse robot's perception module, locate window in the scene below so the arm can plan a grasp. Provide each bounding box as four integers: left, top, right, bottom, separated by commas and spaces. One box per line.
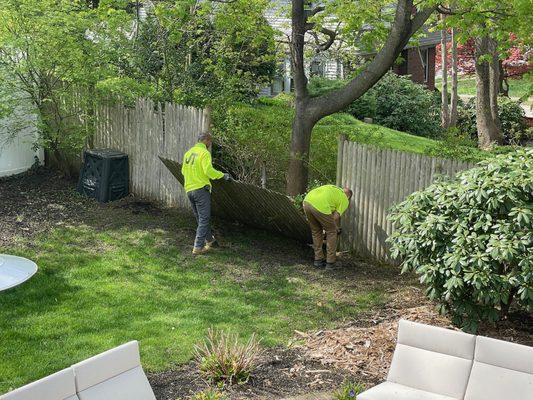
310, 60, 324, 77
421, 48, 429, 82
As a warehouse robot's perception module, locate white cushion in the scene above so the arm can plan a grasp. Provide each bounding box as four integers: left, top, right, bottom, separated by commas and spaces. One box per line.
396, 320, 476, 359
387, 320, 476, 399
465, 336, 533, 400
72, 341, 155, 400
358, 382, 456, 400
0, 368, 79, 400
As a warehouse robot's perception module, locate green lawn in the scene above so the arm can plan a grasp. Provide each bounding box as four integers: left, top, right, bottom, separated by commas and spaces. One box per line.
0, 200, 402, 394
435, 74, 532, 100
318, 115, 446, 154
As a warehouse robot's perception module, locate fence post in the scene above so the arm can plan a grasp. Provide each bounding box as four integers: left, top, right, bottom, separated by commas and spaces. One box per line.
336, 134, 346, 186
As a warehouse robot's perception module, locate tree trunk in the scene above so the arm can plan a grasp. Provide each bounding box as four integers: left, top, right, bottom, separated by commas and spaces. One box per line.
488, 38, 501, 131
286, 0, 311, 195
449, 27, 459, 127
499, 60, 509, 96
287, 100, 315, 195
286, 0, 436, 194
440, 18, 449, 129
475, 36, 503, 149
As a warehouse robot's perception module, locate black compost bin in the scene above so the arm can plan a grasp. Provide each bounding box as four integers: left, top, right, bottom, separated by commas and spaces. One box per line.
77, 149, 129, 203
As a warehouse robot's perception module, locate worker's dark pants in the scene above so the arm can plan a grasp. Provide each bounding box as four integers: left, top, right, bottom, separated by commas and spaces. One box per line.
187, 186, 215, 249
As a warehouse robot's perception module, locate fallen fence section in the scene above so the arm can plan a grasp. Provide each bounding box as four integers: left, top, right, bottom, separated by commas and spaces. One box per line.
337, 138, 475, 262
160, 157, 312, 244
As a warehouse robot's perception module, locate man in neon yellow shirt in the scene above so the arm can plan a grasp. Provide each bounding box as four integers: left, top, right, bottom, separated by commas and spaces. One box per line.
303, 185, 352, 269
182, 133, 231, 254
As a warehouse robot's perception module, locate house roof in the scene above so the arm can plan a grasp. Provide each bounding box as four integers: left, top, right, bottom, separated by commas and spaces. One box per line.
406, 29, 442, 49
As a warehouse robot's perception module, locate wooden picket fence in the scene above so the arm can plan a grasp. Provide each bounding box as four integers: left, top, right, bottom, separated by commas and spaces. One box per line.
336, 136, 476, 262
94, 98, 208, 208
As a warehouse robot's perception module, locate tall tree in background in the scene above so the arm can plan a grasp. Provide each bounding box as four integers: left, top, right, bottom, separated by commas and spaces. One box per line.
442, 0, 532, 149
440, 14, 458, 129
0, 0, 127, 173
286, 0, 436, 195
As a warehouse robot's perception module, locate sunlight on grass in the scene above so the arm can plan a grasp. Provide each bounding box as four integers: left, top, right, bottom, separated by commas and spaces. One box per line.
0, 221, 386, 393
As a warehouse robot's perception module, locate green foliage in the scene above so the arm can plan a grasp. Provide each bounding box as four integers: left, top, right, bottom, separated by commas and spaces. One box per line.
346, 73, 442, 138
195, 329, 263, 386
131, 0, 277, 107
457, 97, 531, 145
213, 96, 488, 191
308, 77, 347, 98
333, 381, 366, 400
388, 150, 533, 332
424, 129, 489, 163
212, 96, 293, 189
0, 0, 276, 173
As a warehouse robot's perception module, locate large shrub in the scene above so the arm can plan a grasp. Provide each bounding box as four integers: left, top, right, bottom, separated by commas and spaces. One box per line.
346, 72, 442, 138
457, 97, 532, 145
388, 150, 533, 332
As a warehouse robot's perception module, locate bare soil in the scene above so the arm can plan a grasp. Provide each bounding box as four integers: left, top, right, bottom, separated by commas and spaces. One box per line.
149, 347, 353, 400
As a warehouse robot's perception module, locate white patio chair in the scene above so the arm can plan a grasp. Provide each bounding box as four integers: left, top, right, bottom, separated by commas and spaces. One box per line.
0, 368, 79, 400
464, 335, 533, 400
71, 341, 156, 400
358, 319, 476, 400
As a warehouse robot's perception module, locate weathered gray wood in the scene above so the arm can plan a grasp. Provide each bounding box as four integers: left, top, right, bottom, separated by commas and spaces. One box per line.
94, 99, 204, 208
339, 142, 475, 262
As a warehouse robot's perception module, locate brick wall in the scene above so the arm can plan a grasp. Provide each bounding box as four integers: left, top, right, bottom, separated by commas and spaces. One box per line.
393, 47, 436, 90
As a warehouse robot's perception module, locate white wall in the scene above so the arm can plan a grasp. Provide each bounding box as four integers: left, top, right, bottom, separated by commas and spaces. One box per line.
0, 101, 43, 178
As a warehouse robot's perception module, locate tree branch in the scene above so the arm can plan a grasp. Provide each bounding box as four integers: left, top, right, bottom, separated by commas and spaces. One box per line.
308, 0, 437, 120
308, 25, 337, 52
309, 6, 325, 17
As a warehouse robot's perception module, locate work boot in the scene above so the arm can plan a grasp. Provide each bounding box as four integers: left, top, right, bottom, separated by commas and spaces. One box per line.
313, 259, 326, 269
325, 262, 337, 270
192, 246, 209, 255
206, 239, 219, 249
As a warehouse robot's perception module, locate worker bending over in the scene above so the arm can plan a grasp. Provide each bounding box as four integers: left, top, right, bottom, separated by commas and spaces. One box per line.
303, 185, 352, 269
182, 132, 231, 255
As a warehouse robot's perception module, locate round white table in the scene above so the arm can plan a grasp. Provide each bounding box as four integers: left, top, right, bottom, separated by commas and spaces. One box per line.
0, 254, 38, 291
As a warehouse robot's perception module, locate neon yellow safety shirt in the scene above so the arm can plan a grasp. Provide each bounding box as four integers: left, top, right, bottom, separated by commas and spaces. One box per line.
181, 143, 224, 192
304, 185, 349, 215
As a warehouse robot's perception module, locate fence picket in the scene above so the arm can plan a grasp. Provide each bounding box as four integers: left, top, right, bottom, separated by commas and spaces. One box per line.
340, 142, 475, 262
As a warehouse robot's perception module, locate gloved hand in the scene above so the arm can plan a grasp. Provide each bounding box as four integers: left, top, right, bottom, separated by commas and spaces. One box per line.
223, 173, 234, 181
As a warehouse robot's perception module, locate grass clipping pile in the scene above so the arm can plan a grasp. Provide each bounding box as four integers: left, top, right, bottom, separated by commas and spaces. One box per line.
295, 289, 452, 383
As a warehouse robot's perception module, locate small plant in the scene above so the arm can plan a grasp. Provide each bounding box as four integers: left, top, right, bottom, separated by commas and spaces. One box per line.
195, 329, 263, 385
333, 380, 366, 399
188, 389, 228, 400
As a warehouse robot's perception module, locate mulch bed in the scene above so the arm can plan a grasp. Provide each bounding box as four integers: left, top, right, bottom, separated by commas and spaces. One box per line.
0, 168, 94, 248
149, 347, 352, 400
297, 287, 533, 387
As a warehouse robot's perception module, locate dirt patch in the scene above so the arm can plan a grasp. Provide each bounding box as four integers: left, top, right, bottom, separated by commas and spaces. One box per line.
0, 168, 180, 250
0, 169, 93, 248
149, 347, 352, 400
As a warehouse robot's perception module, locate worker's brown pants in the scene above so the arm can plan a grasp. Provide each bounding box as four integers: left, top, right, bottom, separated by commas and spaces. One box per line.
303, 202, 338, 263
